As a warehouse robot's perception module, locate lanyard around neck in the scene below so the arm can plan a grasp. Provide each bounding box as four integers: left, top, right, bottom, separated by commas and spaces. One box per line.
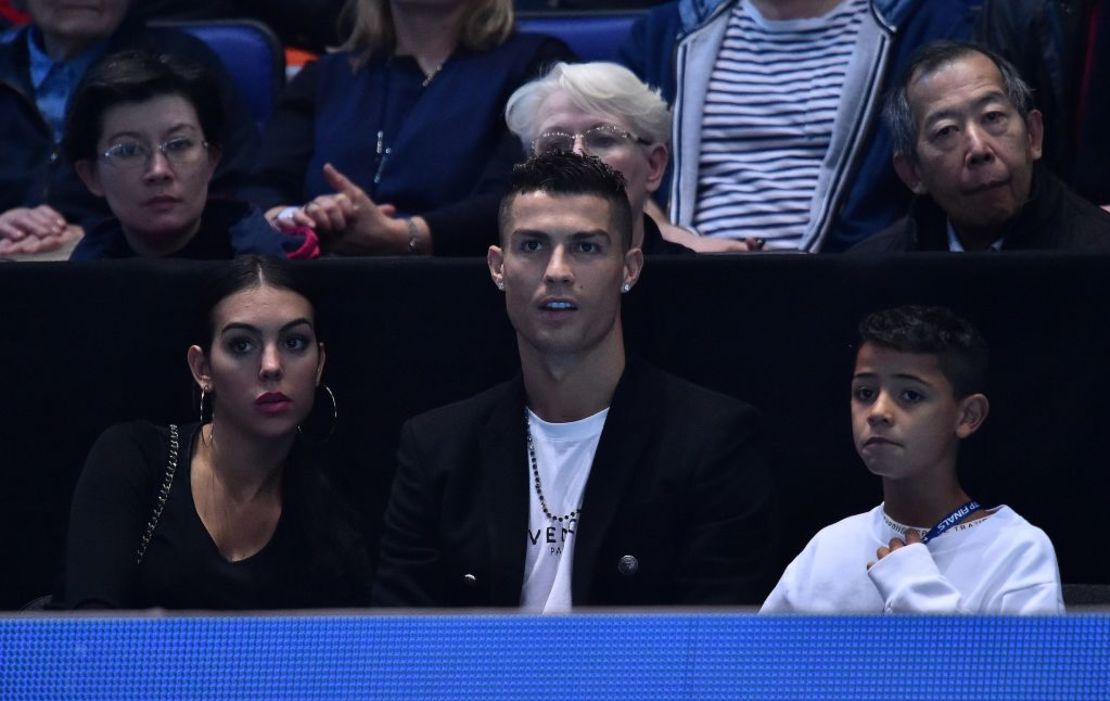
921, 500, 981, 543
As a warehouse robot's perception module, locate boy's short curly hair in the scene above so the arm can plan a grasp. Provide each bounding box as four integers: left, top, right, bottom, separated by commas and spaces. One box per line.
859, 305, 989, 398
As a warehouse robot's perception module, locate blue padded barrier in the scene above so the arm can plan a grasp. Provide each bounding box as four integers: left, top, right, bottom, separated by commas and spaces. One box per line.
151, 19, 285, 128
518, 11, 643, 62
2, 613, 1108, 700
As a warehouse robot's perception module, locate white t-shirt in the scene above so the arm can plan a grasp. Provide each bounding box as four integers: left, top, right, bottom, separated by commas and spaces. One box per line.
761, 504, 1064, 613
520, 407, 608, 613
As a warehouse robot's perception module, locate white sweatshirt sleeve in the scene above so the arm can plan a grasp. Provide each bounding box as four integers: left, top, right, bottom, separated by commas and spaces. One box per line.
867, 543, 970, 613
867, 535, 1065, 614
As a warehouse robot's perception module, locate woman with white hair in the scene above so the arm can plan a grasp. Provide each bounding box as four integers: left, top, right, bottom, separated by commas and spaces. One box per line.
506, 61, 753, 253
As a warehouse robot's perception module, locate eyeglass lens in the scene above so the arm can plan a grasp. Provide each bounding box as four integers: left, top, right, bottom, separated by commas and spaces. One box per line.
535, 125, 634, 155
103, 138, 205, 168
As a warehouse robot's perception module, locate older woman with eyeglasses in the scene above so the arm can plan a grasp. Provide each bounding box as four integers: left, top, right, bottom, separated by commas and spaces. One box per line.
506, 62, 759, 254
242, 0, 571, 257
66, 50, 318, 260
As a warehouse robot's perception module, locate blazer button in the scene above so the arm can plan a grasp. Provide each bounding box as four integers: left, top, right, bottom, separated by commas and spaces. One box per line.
462, 573, 479, 587
617, 555, 639, 576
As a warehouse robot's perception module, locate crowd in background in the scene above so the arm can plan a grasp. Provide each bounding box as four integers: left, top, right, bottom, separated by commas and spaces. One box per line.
1, 0, 1108, 260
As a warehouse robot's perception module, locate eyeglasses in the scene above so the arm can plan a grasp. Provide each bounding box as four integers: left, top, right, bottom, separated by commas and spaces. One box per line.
532, 124, 651, 156
99, 136, 209, 170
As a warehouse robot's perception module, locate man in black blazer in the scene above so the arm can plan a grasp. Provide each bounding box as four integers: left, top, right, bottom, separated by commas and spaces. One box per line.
373, 153, 776, 609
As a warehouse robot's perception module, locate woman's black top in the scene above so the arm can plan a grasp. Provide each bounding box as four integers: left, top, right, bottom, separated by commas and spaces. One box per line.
62, 421, 371, 610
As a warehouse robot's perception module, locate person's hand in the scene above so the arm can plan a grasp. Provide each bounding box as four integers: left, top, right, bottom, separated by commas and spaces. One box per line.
0, 225, 83, 256
266, 204, 316, 232
304, 189, 357, 234
0, 206, 83, 256
658, 221, 764, 253
267, 200, 397, 234
318, 162, 421, 255
867, 528, 923, 570
0, 205, 66, 244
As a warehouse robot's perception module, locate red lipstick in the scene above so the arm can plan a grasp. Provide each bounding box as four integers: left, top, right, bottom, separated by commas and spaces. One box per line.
255, 392, 292, 414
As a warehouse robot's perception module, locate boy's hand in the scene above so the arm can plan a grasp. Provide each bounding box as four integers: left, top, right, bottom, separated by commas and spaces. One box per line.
867, 529, 923, 569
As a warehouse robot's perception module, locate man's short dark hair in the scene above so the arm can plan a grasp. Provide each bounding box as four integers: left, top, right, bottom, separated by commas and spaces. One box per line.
63, 49, 224, 164
883, 40, 1034, 160
498, 151, 635, 251
858, 305, 989, 398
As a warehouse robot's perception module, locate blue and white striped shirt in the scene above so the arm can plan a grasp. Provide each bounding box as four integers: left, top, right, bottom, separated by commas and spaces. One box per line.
694, 0, 867, 249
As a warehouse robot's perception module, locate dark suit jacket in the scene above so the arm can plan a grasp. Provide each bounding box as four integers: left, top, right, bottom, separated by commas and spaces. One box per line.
850, 167, 1110, 253
372, 358, 777, 608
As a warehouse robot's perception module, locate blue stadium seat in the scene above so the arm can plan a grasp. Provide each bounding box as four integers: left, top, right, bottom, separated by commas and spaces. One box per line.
150, 19, 285, 129
517, 11, 643, 63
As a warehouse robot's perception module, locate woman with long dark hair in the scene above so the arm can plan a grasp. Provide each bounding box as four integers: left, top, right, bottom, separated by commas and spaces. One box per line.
62, 256, 369, 609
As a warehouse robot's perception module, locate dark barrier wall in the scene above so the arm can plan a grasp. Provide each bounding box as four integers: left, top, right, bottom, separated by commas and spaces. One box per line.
2, 254, 1108, 608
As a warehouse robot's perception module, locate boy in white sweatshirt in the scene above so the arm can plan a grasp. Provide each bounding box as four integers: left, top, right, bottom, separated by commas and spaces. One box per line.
762, 305, 1063, 613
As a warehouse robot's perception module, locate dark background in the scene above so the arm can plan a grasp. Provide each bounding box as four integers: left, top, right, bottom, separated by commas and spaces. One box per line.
2, 253, 1107, 608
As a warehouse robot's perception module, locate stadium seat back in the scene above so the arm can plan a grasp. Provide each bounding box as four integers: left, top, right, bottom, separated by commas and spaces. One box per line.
517, 11, 642, 62
152, 19, 285, 129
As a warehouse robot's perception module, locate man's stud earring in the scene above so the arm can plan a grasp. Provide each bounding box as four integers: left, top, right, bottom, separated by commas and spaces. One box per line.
496, 280, 505, 291
621, 283, 632, 293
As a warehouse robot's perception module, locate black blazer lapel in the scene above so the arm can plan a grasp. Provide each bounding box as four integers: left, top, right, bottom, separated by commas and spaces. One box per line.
571, 359, 656, 601
480, 376, 530, 606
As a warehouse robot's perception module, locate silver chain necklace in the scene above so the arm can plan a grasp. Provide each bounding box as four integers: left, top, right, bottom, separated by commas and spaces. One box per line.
525, 409, 580, 523
421, 62, 444, 87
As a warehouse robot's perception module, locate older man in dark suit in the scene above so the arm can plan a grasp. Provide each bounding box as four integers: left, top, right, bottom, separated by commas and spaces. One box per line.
372, 152, 776, 610
852, 41, 1110, 253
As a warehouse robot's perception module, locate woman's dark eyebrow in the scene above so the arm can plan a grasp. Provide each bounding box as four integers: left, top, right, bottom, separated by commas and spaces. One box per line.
103, 123, 200, 144
220, 318, 314, 334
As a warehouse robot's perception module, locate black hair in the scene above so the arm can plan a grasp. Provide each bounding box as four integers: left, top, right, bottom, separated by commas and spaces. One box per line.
63, 48, 224, 164
195, 255, 318, 354
858, 305, 988, 398
498, 151, 635, 251
192, 257, 366, 603
883, 40, 1034, 160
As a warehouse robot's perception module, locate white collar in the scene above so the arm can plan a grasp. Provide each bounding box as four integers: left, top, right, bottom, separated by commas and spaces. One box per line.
946, 220, 1004, 252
